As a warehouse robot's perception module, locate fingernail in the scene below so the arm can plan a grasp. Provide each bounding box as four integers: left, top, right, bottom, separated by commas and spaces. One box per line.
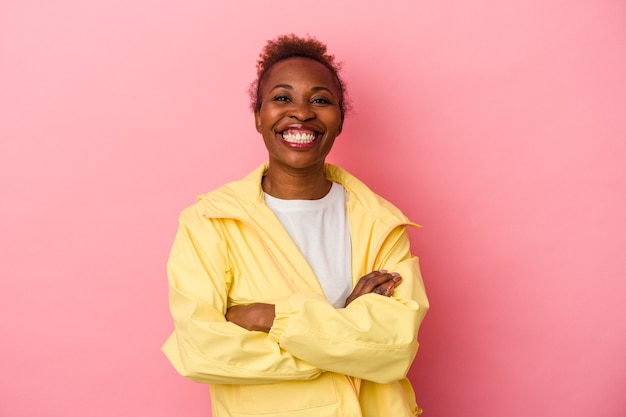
379, 269, 388, 273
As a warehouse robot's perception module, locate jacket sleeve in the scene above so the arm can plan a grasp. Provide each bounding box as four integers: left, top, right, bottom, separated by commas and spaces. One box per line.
267, 225, 429, 384
162, 208, 323, 385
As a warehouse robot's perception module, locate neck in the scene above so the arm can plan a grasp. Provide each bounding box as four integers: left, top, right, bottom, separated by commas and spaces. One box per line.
262, 163, 331, 200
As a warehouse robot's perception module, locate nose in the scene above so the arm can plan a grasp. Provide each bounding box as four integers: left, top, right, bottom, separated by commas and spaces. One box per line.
288, 100, 314, 121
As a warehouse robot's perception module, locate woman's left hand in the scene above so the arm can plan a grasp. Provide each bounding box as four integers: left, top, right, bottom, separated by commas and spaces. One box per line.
226, 303, 276, 333
344, 270, 402, 307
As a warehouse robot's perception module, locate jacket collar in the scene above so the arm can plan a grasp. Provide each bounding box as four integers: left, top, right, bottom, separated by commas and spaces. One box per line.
197, 163, 416, 228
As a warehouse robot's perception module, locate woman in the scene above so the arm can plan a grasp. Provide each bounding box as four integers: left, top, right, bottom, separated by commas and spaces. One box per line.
163, 34, 429, 417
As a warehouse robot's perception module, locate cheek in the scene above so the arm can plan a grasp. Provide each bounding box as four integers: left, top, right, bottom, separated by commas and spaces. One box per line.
325, 112, 343, 134
256, 113, 270, 132
257, 106, 282, 128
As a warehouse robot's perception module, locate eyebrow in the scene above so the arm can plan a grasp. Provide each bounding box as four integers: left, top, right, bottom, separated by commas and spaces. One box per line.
269, 84, 335, 95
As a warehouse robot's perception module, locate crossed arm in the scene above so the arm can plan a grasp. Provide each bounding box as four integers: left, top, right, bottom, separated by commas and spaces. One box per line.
226, 270, 403, 332
163, 212, 427, 385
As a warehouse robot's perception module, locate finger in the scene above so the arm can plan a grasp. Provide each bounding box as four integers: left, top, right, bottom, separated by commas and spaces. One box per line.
387, 273, 403, 295
372, 284, 387, 295
352, 270, 386, 292
346, 271, 403, 306
358, 271, 396, 293
376, 281, 395, 297
376, 274, 403, 296
382, 282, 395, 296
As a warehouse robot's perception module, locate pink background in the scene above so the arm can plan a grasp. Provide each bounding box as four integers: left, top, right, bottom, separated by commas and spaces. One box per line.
1, 1, 625, 416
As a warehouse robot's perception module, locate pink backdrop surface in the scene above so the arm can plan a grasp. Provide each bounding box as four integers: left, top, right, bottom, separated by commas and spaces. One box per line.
1, 1, 625, 416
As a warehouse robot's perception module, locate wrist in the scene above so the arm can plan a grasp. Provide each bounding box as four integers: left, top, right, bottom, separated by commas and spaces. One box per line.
253, 303, 276, 332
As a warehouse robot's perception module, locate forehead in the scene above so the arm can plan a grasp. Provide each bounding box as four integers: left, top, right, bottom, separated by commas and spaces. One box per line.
261, 57, 341, 93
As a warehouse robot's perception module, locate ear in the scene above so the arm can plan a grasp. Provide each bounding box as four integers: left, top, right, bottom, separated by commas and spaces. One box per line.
254, 111, 262, 133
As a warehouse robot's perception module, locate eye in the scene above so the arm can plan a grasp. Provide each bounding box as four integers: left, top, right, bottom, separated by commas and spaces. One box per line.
312, 97, 331, 105
273, 95, 290, 102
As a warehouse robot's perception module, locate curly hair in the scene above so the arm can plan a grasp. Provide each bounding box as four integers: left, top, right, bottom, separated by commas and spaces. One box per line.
249, 34, 349, 121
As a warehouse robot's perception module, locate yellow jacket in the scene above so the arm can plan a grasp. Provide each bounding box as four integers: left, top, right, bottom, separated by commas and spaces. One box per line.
163, 164, 429, 417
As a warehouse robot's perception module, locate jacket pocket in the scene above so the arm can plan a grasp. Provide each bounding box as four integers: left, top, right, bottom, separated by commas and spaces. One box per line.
229, 373, 340, 416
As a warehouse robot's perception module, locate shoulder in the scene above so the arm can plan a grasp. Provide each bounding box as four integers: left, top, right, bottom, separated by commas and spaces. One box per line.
179, 164, 267, 222
325, 164, 413, 225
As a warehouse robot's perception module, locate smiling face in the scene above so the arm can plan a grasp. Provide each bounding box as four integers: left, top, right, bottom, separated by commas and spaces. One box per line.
255, 57, 343, 176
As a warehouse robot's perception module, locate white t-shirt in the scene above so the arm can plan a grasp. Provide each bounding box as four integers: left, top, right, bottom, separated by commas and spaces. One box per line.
264, 182, 352, 308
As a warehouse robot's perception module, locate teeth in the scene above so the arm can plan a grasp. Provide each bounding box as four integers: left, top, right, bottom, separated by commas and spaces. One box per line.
282, 131, 317, 143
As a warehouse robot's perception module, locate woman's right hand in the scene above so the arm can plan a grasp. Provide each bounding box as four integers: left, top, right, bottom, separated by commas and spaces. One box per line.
344, 270, 402, 307
226, 303, 275, 333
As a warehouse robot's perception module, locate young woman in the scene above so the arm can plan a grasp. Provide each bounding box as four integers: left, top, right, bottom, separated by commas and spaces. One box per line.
163, 34, 429, 417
